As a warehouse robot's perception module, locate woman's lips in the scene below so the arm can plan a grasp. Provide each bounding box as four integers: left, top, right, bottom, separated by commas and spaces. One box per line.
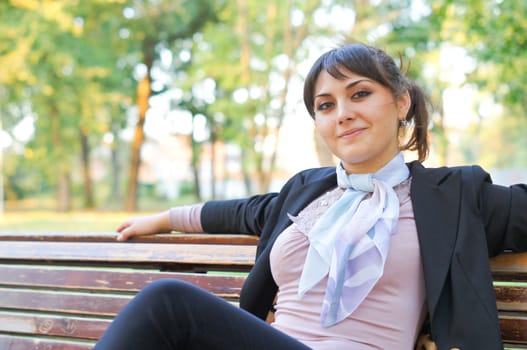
339, 127, 366, 138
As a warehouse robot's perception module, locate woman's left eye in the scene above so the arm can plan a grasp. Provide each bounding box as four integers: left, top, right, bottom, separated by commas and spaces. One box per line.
352, 90, 371, 99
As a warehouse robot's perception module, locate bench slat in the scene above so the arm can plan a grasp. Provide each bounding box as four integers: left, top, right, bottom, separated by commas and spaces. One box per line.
0, 288, 130, 316
0, 265, 246, 298
499, 313, 527, 346
0, 232, 259, 245
0, 241, 255, 271
491, 252, 527, 282
0, 333, 92, 350
1, 302, 525, 345
495, 284, 527, 312
9, 265, 523, 311
0, 311, 109, 341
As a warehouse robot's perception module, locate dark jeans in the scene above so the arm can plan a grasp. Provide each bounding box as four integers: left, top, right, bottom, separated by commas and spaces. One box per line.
94, 279, 311, 350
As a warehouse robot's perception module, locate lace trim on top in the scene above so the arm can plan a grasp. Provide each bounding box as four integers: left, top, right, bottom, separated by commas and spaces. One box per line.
288, 179, 411, 236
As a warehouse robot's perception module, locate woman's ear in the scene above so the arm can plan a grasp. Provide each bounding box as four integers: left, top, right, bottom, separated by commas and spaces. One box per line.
398, 90, 411, 120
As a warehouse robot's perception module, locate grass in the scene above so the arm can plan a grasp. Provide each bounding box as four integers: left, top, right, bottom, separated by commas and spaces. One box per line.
0, 210, 155, 232
0, 194, 196, 232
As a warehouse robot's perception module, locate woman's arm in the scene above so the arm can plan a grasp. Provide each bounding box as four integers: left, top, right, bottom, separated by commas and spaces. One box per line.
115, 191, 280, 241
116, 204, 204, 241
201, 193, 280, 236
476, 166, 527, 254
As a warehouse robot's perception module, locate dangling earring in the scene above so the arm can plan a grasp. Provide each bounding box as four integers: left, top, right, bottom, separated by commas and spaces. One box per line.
399, 119, 409, 128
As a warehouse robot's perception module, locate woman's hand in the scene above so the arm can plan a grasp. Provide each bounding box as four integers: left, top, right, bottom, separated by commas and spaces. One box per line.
414, 333, 438, 350
116, 210, 171, 241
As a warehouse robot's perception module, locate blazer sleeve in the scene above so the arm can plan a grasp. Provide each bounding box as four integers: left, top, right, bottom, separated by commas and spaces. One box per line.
199, 169, 309, 236
199, 167, 336, 237
472, 166, 527, 255
200, 192, 279, 236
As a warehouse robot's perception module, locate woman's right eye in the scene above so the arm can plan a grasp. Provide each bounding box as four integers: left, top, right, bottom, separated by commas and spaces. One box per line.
316, 102, 332, 111
352, 90, 371, 99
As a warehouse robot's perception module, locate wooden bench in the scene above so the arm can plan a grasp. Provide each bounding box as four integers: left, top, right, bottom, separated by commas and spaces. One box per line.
0, 232, 257, 349
0, 232, 526, 349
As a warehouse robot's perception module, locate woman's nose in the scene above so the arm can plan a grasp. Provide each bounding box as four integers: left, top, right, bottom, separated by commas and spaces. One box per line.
337, 100, 354, 123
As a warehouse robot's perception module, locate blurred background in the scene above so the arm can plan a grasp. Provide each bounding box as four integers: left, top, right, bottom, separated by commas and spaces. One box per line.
0, 0, 526, 231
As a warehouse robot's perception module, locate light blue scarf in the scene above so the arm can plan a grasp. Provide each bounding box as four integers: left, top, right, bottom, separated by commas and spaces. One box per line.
298, 152, 410, 327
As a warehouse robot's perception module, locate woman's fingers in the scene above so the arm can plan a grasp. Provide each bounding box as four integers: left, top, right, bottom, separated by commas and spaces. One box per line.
116, 219, 142, 241
115, 211, 170, 241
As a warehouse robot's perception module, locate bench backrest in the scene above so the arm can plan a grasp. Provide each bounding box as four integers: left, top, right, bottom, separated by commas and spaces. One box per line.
0, 232, 525, 349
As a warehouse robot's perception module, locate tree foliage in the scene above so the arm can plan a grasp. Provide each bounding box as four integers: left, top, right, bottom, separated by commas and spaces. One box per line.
1, 0, 525, 210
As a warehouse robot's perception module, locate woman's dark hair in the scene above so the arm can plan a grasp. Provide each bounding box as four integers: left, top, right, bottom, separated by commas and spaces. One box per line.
303, 42, 430, 162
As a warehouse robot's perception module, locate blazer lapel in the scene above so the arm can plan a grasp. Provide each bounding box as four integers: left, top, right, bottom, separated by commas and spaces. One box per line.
409, 161, 462, 318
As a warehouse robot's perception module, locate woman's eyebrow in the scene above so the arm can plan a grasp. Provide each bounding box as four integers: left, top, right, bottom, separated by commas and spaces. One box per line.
345, 79, 370, 90
314, 79, 371, 99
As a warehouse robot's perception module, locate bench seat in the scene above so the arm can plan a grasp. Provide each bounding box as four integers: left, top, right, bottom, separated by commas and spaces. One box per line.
0, 232, 525, 349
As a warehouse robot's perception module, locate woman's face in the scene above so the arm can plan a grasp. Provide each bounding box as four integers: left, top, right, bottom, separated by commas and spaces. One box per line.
313, 68, 410, 174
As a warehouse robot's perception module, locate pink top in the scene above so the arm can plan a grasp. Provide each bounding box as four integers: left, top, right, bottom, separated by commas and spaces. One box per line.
270, 179, 427, 349
169, 204, 204, 232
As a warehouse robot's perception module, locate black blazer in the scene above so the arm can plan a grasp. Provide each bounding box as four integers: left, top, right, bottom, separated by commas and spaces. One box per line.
201, 161, 527, 349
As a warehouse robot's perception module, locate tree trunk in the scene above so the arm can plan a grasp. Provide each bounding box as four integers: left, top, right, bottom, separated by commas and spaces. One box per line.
80, 128, 94, 208
125, 74, 150, 211
209, 123, 217, 199
110, 145, 121, 201
190, 132, 202, 202
57, 170, 71, 212
433, 99, 448, 165
125, 38, 155, 211
109, 122, 122, 204
257, 0, 322, 192
191, 161, 202, 202
241, 148, 253, 196
50, 104, 71, 212
235, 0, 254, 197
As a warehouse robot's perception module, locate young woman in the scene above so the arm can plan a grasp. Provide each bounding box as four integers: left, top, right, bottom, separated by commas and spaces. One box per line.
94, 42, 527, 350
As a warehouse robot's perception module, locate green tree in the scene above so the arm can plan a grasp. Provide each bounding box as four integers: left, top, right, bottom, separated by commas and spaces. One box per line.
0, 1, 135, 210
0, 2, 87, 211
179, 0, 356, 197
117, 0, 219, 210
420, 0, 527, 167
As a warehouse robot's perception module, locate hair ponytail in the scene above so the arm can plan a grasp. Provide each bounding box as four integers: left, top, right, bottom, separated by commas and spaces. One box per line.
400, 81, 430, 162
